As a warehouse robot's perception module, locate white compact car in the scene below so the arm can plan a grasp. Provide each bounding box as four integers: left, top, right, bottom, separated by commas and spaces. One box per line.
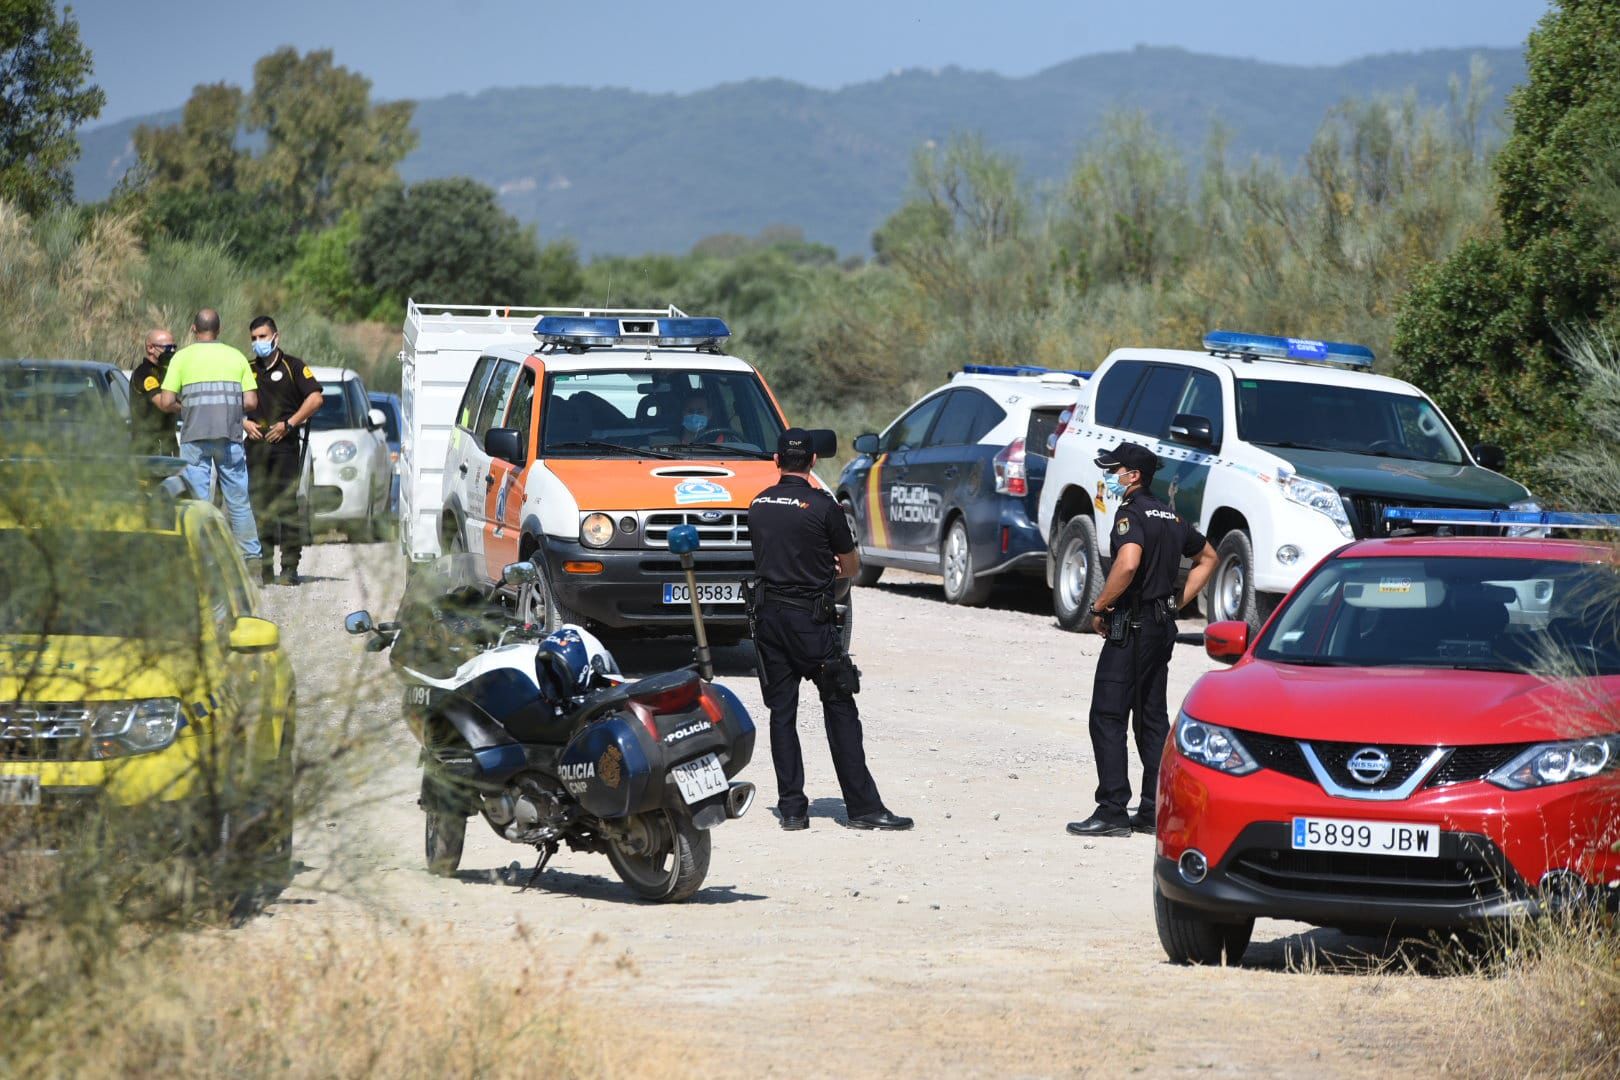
1037, 330, 1536, 630
303, 365, 392, 542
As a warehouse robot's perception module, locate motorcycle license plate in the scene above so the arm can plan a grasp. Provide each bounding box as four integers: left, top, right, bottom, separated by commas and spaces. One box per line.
663, 582, 745, 605
1291, 816, 1438, 858
671, 753, 727, 805
0, 776, 41, 806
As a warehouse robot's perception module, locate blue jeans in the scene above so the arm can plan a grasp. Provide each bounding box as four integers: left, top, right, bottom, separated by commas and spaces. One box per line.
180, 439, 262, 559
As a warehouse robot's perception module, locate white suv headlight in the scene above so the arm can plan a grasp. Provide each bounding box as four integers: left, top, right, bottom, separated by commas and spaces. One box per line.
1488, 734, 1620, 789
1174, 712, 1259, 775
1278, 470, 1353, 538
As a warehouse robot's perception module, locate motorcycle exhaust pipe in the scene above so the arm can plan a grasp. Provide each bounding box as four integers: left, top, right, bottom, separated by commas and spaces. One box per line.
724, 781, 756, 820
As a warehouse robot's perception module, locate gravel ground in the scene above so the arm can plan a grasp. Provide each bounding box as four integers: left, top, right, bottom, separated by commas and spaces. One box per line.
246, 541, 1476, 1077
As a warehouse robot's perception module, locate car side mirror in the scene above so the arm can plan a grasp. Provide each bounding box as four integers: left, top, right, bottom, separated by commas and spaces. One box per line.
485, 427, 524, 465
1204, 620, 1250, 664
1169, 413, 1216, 450
1471, 442, 1506, 471
367, 407, 386, 431
502, 560, 539, 586
852, 433, 880, 456
344, 610, 375, 635
230, 615, 281, 653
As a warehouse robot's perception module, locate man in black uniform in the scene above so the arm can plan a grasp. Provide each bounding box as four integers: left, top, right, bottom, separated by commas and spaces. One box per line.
244, 315, 323, 585
748, 429, 912, 832
130, 328, 178, 456
1068, 442, 1218, 838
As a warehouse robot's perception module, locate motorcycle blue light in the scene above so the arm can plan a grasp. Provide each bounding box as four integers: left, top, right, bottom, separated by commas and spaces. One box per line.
667, 524, 701, 555
1203, 330, 1375, 369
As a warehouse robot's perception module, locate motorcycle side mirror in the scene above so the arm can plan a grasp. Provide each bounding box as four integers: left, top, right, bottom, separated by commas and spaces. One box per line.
502, 561, 540, 586
344, 610, 375, 635
668, 524, 701, 556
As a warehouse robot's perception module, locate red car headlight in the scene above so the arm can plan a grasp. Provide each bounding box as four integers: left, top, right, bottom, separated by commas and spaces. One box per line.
1488, 734, 1620, 790
1174, 711, 1259, 776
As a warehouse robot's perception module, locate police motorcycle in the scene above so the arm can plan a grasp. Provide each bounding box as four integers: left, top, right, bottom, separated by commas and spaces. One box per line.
345, 527, 756, 902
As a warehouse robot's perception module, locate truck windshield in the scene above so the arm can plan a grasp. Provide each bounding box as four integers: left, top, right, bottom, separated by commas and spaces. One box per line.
1236, 380, 1465, 464
1254, 556, 1620, 675
541, 369, 785, 457
0, 529, 200, 640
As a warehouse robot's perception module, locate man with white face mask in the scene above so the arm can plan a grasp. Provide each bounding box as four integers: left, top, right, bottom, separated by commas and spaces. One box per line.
245, 314, 323, 585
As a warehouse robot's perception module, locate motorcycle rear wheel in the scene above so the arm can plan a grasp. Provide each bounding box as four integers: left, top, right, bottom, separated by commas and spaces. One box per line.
605, 810, 710, 902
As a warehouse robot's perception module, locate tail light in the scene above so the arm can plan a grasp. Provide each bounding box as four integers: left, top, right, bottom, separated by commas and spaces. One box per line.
1054, 404, 1081, 442
631, 678, 702, 714
993, 438, 1028, 496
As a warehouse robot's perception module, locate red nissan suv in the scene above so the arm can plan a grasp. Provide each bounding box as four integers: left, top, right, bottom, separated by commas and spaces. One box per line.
1154, 521, 1620, 965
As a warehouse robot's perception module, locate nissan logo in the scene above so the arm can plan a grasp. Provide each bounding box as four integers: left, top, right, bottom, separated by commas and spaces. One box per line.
1347, 747, 1392, 785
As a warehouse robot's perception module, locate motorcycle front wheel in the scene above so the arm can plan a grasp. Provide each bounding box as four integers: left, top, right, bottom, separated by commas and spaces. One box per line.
605, 810, 710, 902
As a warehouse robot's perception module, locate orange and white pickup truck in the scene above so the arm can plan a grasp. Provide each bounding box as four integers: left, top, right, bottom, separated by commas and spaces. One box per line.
398, 301, 800, 642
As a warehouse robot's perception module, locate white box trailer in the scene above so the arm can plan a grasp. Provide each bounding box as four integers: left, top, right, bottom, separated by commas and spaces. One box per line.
397, 299, 693, 564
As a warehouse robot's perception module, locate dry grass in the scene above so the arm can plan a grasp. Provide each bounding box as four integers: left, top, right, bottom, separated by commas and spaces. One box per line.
3, 925, 646, 1079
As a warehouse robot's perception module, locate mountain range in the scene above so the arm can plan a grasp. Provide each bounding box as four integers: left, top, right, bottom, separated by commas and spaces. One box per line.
73, 45, 1524, 257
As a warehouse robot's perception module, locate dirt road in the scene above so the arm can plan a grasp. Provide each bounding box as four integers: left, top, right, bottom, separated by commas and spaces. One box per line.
248, 543, 1475, 1077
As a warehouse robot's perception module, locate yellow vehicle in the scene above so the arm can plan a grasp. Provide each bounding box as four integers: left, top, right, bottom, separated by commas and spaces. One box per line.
0, 463, 296, 866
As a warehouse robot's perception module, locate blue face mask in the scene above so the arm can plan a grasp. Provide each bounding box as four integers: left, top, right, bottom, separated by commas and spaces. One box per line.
1103, 472, 1128, 498
683, 413, 708, 434
252, 338, 275, 359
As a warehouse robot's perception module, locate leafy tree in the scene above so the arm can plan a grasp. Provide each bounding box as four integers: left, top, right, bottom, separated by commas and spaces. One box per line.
1063, 111, 1191, 287
1394, 0, 1620, 472
244, 48, 416, 231
283, 211, 386, 319
0, 0, 104, 214
351, 177, 540, 306
130, 48, 415, 238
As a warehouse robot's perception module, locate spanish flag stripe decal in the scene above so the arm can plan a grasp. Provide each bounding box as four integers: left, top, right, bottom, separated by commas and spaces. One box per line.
865, 453, 890, 548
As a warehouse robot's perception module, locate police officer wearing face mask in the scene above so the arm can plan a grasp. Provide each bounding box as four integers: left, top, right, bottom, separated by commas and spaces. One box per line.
1068, 442, 1218, 838
748, 428, 912, 832
244, 315, 323, 586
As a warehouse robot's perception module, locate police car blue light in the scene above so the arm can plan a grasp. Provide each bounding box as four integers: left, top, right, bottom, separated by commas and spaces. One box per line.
1203, 330, 1375, 370
1382, 507, 1620, 530
535, 314, 731, 349
962, 363, 1091, 379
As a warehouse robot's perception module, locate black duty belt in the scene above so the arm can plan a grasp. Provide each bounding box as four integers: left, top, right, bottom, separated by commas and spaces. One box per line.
760, 587, 828, 612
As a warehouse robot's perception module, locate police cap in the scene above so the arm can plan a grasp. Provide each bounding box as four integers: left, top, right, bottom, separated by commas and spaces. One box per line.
777, 428, 838, 458
1094, 441, 1159, 477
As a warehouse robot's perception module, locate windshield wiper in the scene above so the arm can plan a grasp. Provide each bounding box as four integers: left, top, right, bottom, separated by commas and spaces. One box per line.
1267, 656, 1362, 667
648, 442, 775, 459
1252, 440, 1330, 452
545, 440, 678, 460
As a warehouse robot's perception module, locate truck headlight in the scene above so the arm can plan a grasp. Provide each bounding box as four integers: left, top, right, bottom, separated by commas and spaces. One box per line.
90, 699, 185, 757
1508, 498, 1549, 539
580, 513, 615, 548
1174, 712, 1259, 775
1279, 471, 1353, 539
327, 440, 358, 464
1488, 734, 1620, 789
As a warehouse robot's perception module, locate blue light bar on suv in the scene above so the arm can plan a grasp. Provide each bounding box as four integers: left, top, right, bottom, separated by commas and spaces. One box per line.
535, 315, 731, 349
1204, 330, 1375, 369
962, 364, 1091, 379
1382, 507, 1620, 530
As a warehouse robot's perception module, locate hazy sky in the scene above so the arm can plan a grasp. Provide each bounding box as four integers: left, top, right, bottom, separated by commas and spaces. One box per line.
70, 0, 1550, 125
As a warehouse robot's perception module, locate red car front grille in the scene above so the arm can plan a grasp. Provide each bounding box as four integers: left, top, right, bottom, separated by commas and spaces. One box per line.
1233, 729, 1530, 792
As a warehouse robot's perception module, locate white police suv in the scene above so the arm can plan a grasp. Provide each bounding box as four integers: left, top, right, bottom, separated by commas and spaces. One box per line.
1037, 331, 1537, 630
838, 365, 1088, 605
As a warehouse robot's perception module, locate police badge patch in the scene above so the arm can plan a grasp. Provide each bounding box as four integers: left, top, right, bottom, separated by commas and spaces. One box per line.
1118, 518, 1130, 536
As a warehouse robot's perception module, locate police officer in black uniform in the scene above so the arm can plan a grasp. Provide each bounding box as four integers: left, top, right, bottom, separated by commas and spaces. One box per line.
130, 328, 179, 456
748, 428, 912, 832
1068, 442, 1218, 838
244, 315, 323, 586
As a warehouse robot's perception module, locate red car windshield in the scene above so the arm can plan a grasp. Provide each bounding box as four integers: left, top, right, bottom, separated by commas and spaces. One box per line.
1254, 555, 1620, 675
